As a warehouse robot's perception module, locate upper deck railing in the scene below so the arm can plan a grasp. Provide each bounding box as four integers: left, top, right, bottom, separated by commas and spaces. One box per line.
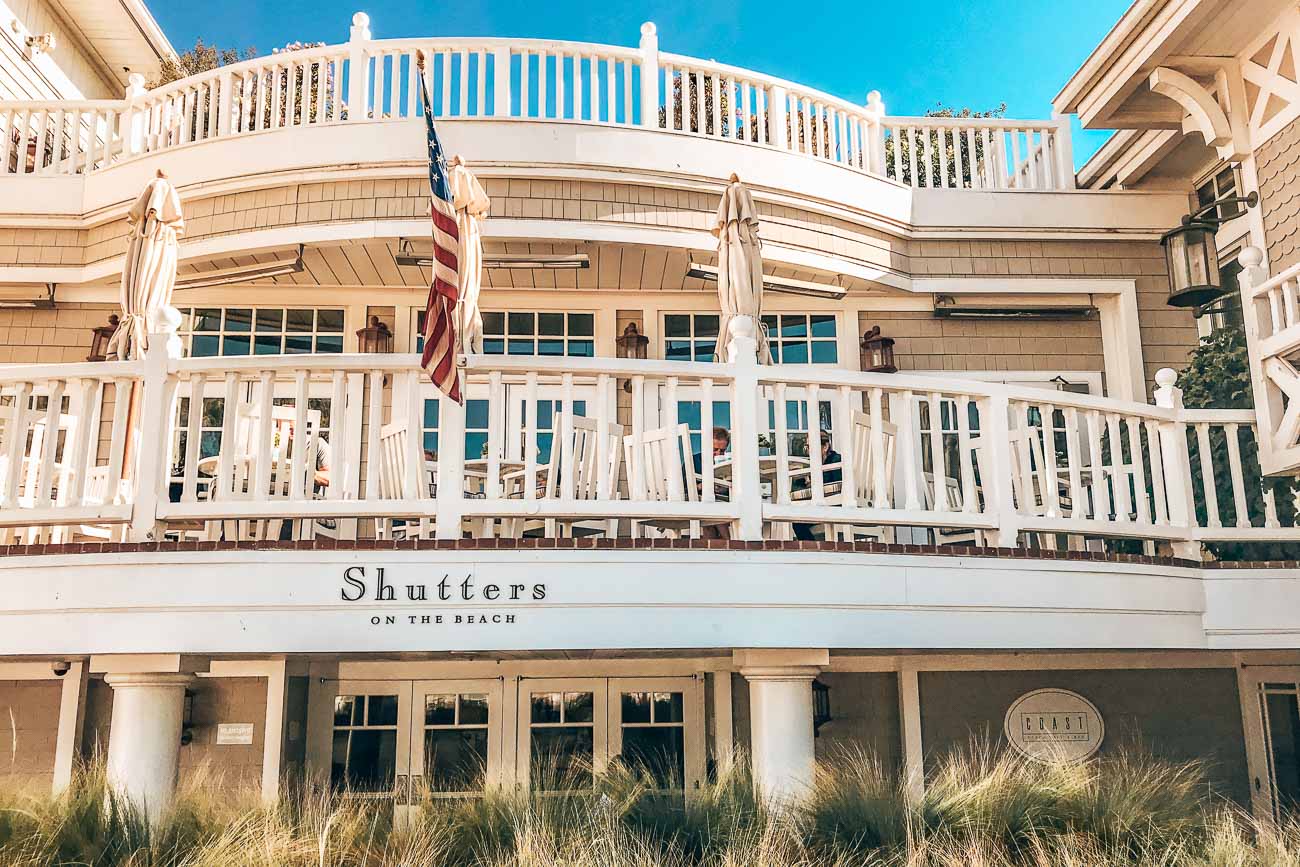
0, 14, 1074, 192
0, 318, 1293, 558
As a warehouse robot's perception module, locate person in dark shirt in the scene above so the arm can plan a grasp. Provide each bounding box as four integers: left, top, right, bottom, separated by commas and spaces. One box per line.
794, 430, 841, 540
693, 427, 731, 480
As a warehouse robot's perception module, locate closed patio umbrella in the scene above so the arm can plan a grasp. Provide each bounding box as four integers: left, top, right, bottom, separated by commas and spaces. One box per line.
713, 173, 768, 362
106, 170, 184, 361
448, 155, 490, 354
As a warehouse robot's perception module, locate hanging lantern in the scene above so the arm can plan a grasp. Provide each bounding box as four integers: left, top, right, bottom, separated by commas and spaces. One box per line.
1161, 219, 1222, 308
356, 315, 393, 353
860, 325, 897, 373
87, 314, 120, 361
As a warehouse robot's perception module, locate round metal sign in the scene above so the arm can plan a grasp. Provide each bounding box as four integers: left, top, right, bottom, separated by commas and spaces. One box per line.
1003, 689, 1104, 762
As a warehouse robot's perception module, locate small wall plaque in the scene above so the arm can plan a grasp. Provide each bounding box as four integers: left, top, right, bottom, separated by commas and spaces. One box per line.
215, 723, 255, 745
1003, 689, 1104, 762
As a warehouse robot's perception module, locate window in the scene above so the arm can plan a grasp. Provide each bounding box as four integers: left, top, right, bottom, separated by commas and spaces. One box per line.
761, 314, 837, 364
664, 314, 720, 362
1208, 258, 1245, 334
331, 694, 399, 792
421, 396, 586, 463
529, 691, 595, 791
1195, 165, 1242, 223
421, 693, 490, 794
617, 691, 685, 789
417, 310, 595, 356
179, 307, 345, 357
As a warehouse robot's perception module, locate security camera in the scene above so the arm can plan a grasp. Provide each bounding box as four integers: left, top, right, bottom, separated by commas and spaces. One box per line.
50, 661, 70, 678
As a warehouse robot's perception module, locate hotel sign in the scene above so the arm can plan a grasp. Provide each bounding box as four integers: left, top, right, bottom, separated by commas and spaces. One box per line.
1003, 689, 1104, 761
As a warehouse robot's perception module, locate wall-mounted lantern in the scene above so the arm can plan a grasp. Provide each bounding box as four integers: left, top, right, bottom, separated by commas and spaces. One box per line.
812, 679, 832, 736
860, 325, 897, 373
615, 322, 649, 393
87, 314, 120, 362
356, 315, 393, 354
1163, 190, 1258, 310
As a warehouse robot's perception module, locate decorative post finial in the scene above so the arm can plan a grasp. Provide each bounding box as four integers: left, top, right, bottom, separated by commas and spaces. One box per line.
350, 11, 371, 41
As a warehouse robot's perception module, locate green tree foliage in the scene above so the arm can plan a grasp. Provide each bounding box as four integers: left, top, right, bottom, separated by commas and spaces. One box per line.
1176, 326, 1300, 561
153, 38, 257, 87
886, 103, 1007, 188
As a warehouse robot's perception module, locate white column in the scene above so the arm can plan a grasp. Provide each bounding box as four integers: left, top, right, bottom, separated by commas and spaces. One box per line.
740, 663, 820, 804
51, 660, 88, 794
104, 673, 192, 823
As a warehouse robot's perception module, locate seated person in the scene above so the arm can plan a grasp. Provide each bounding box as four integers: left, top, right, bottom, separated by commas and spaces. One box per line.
693, 426, 731, 478
793, 430, 842, 541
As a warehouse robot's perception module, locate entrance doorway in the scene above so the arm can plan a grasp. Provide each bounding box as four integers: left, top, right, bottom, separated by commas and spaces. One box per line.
1243, 667, 1300, 821
323, 675, 703, 808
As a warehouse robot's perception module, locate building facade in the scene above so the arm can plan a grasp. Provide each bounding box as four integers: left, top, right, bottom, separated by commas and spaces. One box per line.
1, 0, 1300, 826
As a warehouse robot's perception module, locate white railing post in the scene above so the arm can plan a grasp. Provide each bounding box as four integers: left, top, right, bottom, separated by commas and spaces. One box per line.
1236, 247, 1286, 474
435, 389, 466, 539
128, 308, 183, 542
769, 85, 788, 151
1051, 112, 1075, 190
864, 90, 886, 175
347, 12, 372, 123
980, 392, 1020, 548
493, 46, 512, 117
218, 69, 235, 136
121, 73, 147, 157
726, 318, 764, 540
638, 22, 659, 128
1153, 368, 1202, 559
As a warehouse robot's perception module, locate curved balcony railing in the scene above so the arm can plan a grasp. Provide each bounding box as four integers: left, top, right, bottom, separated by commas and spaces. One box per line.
0, 332, 1292, 555
0, 15, 1074, 191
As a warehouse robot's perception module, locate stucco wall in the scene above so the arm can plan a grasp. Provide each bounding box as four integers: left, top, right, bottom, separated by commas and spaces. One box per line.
917, 668, 1249, 806
0, 678, 60, 793
1258, 115, 1300, 274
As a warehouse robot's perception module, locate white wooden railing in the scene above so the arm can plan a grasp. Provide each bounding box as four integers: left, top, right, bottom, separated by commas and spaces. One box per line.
0, 318, 1296, 555
0, 13, 1074, 190
1239, 249, 1300, 477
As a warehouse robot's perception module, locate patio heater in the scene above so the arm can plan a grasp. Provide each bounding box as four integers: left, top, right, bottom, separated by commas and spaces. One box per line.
1162, 190, 1258, 311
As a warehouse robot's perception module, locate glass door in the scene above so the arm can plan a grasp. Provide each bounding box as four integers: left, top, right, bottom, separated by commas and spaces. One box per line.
1244, 667, 1300, 822
517, 678, 609, 792
329, 681, 412, 810
409, 680, 504, 801
608, 677, 704, 795
515, 677, 704, 795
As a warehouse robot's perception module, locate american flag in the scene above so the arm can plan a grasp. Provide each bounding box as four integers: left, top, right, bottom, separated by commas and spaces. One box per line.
417, 57, 462, 403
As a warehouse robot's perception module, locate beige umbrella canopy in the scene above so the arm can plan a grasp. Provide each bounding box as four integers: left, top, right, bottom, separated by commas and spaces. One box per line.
106, 170, 185, 360
712, 173, 768, 363
448, 155, 490, 355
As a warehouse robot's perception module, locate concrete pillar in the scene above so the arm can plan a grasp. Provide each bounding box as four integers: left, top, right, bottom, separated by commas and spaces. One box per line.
736, 649, 827, 805
104, 673, 192, 823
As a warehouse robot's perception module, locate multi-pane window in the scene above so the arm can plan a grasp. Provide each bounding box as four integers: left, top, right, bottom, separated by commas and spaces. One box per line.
1195, 166, 1242, 223
677, 400, 732, 459
421, 397, 586, 464
179, 307, 346, 357
417, 311, 595, 356
1209, 258, 1245, 333
422, 693, 490, 794
761, 314, 837, 364
331, 694, 399, 792
618, 691, 685, 789
664, 314, 720, 362
529, 691, 595, 791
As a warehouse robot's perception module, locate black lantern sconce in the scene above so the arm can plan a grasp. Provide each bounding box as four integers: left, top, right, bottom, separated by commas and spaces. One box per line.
87, 314, 119, 362
812, 679, 832, 736
356, 315, 394, 353
180, 688, 195, 746
860, 325, 897, 373
1162, 189, 1258, 311
615, 322, 649, 393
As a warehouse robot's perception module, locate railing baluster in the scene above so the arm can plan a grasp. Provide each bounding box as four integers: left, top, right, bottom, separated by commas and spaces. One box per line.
1194, 422, 1220, 528
1224, 422, 1250, 528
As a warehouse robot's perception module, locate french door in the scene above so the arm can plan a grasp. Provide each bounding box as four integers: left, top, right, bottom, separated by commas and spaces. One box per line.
329, 679, 505, 814
515, 676, 704, 795
1243, 667, 1300, 821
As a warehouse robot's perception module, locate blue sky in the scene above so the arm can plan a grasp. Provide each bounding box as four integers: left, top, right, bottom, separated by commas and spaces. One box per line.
150, 0, 1132, 167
